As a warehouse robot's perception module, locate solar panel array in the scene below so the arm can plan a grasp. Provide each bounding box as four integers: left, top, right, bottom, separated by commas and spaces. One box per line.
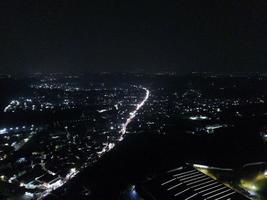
138, 166, 249, 200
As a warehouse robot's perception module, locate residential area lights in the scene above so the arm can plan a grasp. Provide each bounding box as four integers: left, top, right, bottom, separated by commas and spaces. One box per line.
40, 87, 149, 197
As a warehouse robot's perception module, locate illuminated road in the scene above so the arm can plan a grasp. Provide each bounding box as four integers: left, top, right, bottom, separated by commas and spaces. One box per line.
97, 86, 150, 155
118, 87, 150, 141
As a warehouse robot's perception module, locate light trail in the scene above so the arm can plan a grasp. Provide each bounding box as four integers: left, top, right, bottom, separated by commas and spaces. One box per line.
118, 87, 150, 141
97, 86, 150, 155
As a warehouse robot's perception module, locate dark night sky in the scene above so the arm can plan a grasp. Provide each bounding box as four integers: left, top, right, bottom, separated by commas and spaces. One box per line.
0, 0, 267, 73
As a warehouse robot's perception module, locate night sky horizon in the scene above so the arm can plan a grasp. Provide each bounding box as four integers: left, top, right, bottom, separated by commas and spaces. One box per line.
0, 0, 267, 74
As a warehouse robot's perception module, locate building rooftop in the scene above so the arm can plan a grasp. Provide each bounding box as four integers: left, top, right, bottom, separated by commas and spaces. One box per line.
136, 165, 249, 200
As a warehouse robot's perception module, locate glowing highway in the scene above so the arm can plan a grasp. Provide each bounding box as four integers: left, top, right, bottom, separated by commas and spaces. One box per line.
118, 87, 150, 141
97, 86, 150, 155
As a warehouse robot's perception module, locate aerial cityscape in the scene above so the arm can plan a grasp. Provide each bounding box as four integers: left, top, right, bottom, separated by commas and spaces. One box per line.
1, 0, 267, 200
0, 73, 266, 199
